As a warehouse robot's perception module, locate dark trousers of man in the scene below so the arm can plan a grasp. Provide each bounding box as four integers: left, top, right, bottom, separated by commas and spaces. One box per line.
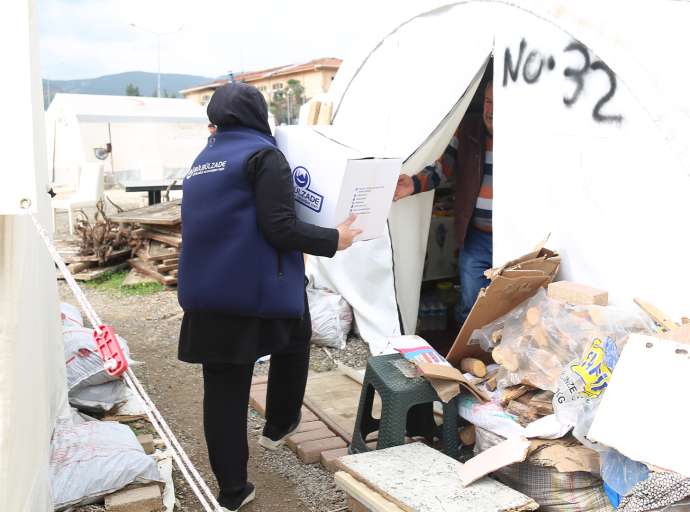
202, 343, 310, 503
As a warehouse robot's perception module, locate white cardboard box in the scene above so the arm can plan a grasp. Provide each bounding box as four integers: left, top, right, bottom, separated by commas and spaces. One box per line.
275, 126, 401, 241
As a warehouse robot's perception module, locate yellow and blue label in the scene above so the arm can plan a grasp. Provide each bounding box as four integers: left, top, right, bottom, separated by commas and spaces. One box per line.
570, 337, 619, 398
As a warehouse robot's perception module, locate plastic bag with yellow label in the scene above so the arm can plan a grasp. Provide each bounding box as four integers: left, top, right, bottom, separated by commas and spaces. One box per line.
553, 337, 620, 448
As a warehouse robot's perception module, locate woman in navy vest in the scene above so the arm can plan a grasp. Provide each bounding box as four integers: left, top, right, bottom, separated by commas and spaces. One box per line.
177, 82, 360, 511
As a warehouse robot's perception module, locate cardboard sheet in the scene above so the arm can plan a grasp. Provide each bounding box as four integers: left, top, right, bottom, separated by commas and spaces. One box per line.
417, 363, 489, 402
588, 334, 690, 477
458, 436, 531, 486
446, 247, 560, 366
528, 438, 600, 474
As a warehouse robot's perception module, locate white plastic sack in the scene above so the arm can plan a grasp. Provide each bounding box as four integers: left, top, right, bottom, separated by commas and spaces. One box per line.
458, 395, 570, 440
50, 411, 161, 510
68, 380, 128, 413
60, 302, 83, 328
307, 285, 353, 350
63, 327, 131, 391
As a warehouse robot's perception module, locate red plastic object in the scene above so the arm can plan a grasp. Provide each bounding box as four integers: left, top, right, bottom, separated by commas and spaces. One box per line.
93, 325, 128, 377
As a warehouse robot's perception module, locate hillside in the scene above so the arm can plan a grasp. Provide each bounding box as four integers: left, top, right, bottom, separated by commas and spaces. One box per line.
43, 71, 215, 107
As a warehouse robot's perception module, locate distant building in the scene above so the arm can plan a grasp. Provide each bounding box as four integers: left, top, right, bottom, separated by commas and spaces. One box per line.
180, 57, 342, 106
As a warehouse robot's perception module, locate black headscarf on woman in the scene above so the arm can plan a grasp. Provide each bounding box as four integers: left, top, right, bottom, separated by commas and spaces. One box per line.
206, 82, 272, 136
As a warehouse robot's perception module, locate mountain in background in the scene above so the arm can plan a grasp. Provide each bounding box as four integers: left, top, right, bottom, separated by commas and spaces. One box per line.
43, 71, 216, 108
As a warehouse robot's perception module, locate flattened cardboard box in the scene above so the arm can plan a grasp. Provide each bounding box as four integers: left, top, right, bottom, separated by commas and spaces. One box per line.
446, 244, 560, 367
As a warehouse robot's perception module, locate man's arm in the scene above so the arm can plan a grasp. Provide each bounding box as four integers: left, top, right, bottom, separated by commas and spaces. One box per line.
394, 129, 459, 200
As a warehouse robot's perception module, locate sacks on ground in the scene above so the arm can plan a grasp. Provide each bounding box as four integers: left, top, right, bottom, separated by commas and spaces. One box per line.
68, 379, 128, 413
63, 326, 131, 391
475, 427, 612, 512
50, 410, 162, 510
307, 285, 353, 350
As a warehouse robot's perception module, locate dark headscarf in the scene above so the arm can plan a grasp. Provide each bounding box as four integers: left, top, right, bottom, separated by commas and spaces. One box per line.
207, 82, 271, 135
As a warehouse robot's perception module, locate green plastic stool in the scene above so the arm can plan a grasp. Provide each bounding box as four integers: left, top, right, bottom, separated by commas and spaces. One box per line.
350, 353, 459, 458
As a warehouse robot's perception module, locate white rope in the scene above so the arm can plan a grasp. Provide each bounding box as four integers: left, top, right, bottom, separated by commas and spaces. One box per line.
28, 211, 223, 512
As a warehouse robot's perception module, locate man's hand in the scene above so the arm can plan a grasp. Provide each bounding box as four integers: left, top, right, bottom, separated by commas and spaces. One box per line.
393, 174, 414, 201
336, 214, 363, 250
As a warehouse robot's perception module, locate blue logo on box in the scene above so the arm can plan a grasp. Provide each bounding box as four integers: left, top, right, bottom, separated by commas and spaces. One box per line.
292, 166, 324, 213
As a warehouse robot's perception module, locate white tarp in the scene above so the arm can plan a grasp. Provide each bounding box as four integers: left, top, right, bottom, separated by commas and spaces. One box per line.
45, 94, 210, 187
0, 2, 69, 510
0, 1, 41, 214
306, 0, 690, 349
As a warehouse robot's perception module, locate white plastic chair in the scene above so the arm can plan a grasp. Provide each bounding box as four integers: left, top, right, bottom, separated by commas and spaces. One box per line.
52, 163, 104, 235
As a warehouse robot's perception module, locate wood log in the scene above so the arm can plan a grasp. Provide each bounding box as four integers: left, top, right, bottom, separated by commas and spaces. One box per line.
128, 258, 177, 286
500, 385, 531, 406
306, 101, 321, 125
530, 400, 554, 416
140, 230, 182, 248
469, 368, 498, 386
547, 281, 608, 306
459, 425, 476, 446
516, 391, 537, 406
317, 101, 333, 125
492, 346, 519, 372
505, 400, 540, 427
634, 297, 680, 332
134, 248, 178, 263
460, 358, 487, 378
68, 261, 95, 274
532, 325, 549, 347
526, 307, 541, 326
156, 262, 178, 273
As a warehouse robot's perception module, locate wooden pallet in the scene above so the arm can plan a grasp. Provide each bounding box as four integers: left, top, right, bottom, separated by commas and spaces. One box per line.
129, 258, 177, 286
109, 200, 181, 226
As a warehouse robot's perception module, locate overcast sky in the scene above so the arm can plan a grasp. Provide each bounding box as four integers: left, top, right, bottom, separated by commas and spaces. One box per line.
38, 0, 399, 80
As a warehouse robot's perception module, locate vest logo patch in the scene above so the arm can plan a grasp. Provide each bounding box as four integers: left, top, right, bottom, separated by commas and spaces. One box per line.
292, 166, 324, 213
186, 160, 227, 179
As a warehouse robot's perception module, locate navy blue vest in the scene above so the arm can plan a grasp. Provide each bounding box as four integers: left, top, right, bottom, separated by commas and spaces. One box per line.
178, 127, 305, 318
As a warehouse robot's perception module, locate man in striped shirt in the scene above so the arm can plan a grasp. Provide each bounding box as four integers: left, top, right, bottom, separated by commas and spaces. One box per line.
394, 81, 493, 327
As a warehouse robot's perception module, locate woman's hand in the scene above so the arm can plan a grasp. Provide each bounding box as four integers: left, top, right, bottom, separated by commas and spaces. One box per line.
393, 174, 414, 201
336, 214, 363, 250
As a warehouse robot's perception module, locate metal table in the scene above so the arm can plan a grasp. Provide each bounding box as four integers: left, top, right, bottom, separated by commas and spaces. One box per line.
122, 180, 183, 205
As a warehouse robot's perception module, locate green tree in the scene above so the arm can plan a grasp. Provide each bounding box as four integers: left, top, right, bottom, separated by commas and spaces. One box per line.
270, 89, 287, 125
269, 80, 305, 125
125, 83, 140, 96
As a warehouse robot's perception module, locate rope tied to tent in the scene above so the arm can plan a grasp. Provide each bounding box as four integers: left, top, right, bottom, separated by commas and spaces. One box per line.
27, 210, 223, 512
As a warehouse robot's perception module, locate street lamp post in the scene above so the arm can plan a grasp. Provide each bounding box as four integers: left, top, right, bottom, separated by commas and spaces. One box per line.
287, 88, 293, 125
129, 23, 183, 98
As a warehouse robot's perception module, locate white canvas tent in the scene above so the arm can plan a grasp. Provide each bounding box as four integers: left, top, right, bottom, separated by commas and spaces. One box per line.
45, 93, 209, 188
305, 0, 690, 355
1, 1, 68, 510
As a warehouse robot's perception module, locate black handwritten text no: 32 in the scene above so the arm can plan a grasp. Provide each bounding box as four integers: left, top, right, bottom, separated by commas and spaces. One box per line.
503, 38, 623, 124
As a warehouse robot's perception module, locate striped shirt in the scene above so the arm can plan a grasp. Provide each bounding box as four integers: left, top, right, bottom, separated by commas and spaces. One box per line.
413, 129, 493, 233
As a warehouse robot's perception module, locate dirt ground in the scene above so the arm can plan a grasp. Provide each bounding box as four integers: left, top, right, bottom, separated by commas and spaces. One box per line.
56, 194, 370, 511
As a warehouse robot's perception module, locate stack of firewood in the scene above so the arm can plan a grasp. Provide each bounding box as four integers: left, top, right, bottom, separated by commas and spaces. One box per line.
56, 201, 132, 281
109, 200, 181, 286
